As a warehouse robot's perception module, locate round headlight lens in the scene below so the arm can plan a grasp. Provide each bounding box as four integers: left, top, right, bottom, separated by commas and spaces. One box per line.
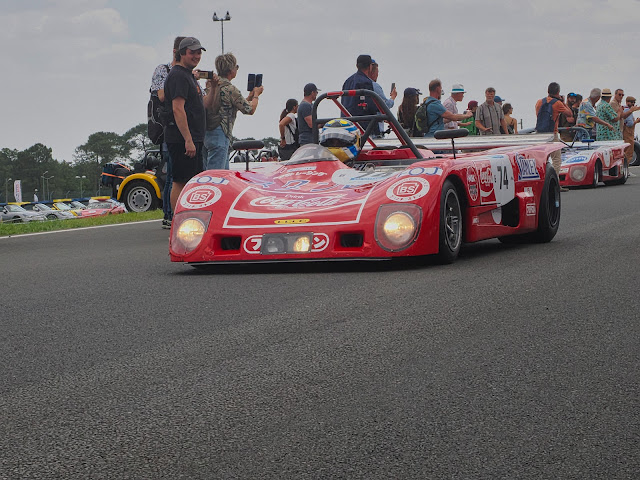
383, 212, 416, 245
176, 218, 206, 250
570, 165, 587, 181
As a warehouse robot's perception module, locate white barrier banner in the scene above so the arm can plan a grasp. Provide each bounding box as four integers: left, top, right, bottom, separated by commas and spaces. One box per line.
13, 180, 22, 203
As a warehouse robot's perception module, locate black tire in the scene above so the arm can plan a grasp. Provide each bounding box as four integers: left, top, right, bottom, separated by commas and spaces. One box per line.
630, 142, 640, 166
46, 214, 57, 220
122, 180, 159, 213
499, 165, 561, 244
592, 160, 602, 187
436, 180, 463, 264
604, 159, 629, 186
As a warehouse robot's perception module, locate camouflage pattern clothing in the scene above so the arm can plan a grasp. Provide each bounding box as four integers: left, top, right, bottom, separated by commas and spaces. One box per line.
218, 78, 252, 141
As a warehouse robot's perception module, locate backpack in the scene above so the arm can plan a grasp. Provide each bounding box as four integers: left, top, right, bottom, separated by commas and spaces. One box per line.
535, 98, 558, 133
414, 99, 437, 136
147, 65, 170, 145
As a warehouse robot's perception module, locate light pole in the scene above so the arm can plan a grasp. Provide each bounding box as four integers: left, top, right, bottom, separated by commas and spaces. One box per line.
44, 174, 54, 201
41, 170, 48, 198
4, 177, 11, 202
75, 175, 86, 198
212, 11, 231, 54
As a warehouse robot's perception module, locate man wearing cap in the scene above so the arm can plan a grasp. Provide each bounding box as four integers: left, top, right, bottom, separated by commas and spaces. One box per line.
442, 84, 468, 129
342, 54, 378, 133
164, 36, 207, 212
150, 35, 185, 228
298, 83, 320, 146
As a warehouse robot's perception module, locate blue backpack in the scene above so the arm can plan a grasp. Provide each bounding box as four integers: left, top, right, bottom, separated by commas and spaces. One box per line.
536, 98, 558, 133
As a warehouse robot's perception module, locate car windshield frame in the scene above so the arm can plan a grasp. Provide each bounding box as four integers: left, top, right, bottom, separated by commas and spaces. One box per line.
5, 204, 27, 212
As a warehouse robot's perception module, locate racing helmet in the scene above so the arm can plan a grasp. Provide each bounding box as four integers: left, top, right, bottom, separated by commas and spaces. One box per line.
319, 119, 361, 162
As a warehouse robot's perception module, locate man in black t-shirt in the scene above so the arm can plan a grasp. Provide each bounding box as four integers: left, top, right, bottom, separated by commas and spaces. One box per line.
164, 36, 206, 211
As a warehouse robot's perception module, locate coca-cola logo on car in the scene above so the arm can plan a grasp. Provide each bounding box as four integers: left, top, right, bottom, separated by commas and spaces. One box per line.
249, 194, 346, 209
180, 185, 222, 209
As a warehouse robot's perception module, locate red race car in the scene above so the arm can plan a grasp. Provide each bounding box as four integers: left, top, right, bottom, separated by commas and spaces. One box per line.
170, 90, 562, 266
558, 128, 629, 188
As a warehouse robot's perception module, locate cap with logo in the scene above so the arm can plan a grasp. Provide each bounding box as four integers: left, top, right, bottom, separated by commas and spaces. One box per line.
179, 37, 206, 51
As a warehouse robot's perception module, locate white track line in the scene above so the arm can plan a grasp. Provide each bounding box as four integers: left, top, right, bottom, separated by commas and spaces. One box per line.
0, 219, 161, 239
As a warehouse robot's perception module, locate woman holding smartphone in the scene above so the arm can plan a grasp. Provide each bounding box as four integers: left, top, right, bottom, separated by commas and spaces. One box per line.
203, 52, 264, 170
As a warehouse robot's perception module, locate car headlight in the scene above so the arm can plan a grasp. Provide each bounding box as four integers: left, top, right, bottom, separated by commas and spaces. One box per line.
375, 204, 422, 252
171, 211, 212, 255
177, 218, 206, 250
383, 213, 416, 245
570, 165, 587, 182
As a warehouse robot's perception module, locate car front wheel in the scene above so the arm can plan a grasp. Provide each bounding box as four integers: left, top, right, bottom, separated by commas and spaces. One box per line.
436, 180, 462, 264
122, 180, 159, 213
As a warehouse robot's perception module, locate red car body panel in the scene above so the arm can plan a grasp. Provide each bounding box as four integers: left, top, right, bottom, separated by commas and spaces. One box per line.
170, 143, 562, 264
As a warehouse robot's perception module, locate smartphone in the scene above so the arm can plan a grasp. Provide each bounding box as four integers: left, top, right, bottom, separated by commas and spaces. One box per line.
247, 73, 256, 91
255, 74, 263, 88
198, 71, 214, 80
390, 82, 396, 93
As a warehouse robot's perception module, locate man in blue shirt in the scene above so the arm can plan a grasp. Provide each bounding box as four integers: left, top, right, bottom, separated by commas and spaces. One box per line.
421, 79, 472, 137
342, 54, 379, 134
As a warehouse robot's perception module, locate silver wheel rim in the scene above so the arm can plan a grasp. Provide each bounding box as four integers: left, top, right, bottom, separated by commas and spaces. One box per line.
127, 187, 152, 212
444, 189, 462, 251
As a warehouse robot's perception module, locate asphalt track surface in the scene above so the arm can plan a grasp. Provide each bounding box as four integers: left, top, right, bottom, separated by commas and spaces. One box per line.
1, 171, 639, 479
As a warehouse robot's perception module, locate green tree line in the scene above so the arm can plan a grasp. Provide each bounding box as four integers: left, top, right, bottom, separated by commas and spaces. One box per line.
1, 124, 278, 203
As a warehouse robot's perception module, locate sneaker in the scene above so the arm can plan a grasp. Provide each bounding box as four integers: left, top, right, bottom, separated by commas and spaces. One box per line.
628, 172, 636, 177
162, 219, 172, 229
560, 187, 569, 192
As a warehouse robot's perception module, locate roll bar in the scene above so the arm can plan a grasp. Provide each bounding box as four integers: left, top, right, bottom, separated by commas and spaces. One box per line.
311, 89, 424, 160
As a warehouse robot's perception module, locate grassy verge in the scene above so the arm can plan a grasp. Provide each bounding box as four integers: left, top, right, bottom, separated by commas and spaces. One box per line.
0, 210, 164, 237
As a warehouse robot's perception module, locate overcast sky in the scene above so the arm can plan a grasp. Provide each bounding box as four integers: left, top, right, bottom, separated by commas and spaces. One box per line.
3, 0, 640, 163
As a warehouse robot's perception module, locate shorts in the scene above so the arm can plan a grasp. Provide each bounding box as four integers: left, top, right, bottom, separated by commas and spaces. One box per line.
167, 141, 204, 183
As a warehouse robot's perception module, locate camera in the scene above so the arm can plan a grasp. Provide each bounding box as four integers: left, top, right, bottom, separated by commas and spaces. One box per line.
198, 70, 214, 80
247, 73, 263, 91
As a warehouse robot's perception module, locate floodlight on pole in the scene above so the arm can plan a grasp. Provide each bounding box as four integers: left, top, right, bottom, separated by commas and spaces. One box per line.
212, 11, 231, 54
75, 175, 86, 198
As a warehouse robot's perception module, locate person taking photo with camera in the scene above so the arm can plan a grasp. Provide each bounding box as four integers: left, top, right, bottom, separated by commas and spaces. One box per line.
203, 52, 264, 170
